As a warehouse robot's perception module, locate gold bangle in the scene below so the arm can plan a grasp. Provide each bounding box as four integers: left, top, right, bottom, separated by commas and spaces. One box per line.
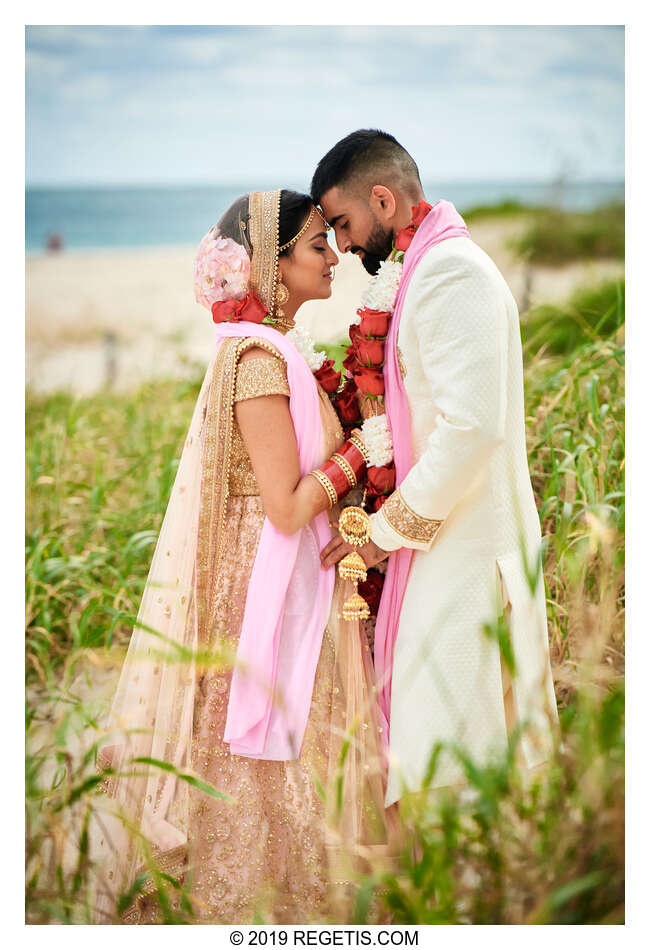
331, 453, 357, 488
348, 433, 371, 466
309, 469, 337, 508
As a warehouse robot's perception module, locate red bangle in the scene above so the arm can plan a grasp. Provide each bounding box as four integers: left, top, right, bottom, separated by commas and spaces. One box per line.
320, 458, 351, 500
335, 439, 367, 483
312, 439, 369, 505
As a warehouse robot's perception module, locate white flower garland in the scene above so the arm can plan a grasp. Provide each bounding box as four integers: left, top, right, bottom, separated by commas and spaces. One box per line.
353, 255, 404, 470
359, 259, 403, 315
286, 325, 327, 371
360, 414, 393, 468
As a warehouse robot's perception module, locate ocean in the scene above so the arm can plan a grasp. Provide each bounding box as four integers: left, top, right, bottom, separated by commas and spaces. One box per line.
25, 180, 624, 254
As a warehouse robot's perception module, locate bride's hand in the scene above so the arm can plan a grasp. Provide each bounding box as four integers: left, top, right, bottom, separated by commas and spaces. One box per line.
320, 526, 388, 570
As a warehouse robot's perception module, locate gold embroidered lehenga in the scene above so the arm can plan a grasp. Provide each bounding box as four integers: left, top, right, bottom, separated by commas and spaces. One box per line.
92, 192, 393, 925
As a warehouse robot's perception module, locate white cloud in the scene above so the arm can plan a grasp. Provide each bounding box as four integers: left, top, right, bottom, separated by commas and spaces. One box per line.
25, 49, 67, 80
27, 25, 136, 51
58, 73, 115, 103
25, 25, 624, 185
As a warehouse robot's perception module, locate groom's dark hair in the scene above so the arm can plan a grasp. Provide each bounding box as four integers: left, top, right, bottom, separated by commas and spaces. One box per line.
311, 129, 422, 205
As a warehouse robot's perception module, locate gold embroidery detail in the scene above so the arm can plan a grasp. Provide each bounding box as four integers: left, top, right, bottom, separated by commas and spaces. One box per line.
249, 190, 281, 316
234, 357, 290, 402
229, 423, 260, 496
196, 338, 241, 641
382, 487, 442, 545
397, 345, 407, 380
199, 336, 286, 632
229, 341, 290, 497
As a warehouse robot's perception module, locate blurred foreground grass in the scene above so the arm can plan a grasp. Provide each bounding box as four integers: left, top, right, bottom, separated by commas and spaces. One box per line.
26, 278, 624, 923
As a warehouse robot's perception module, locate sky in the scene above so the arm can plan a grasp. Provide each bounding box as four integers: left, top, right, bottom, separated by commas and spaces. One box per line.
25, 25, 624, 187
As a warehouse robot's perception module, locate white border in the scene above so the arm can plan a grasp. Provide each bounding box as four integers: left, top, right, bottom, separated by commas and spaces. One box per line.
13, 7, 640, 944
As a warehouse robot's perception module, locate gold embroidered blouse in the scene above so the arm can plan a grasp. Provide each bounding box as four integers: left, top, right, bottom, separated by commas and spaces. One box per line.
229, 354, 290, 496
234, 357, 290, 403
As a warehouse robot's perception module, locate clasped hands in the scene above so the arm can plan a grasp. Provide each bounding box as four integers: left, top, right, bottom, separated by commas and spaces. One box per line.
320, 523, 388, 570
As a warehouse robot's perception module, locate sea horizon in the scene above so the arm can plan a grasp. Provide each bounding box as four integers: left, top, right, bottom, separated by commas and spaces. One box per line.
26, 179, 625, 254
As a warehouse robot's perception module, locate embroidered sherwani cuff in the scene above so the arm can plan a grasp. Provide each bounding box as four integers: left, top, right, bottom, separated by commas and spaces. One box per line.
370, 486, 443, 552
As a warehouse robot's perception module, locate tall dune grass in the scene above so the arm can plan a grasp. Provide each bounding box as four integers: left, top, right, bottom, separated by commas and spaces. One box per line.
26, 279, 624, 924
513, 203, 624, 265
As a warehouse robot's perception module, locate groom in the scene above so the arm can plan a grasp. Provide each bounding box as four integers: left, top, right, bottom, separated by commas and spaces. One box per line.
313, 130, 558, 806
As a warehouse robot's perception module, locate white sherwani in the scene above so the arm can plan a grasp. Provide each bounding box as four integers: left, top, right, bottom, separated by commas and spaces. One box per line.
370, 236, 558, 806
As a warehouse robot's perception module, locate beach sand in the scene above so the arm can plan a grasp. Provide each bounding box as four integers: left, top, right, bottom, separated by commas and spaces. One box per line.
26, 219, 623, 396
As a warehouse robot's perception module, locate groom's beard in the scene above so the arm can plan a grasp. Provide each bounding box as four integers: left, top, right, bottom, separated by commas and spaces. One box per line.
353, 218, 394, 275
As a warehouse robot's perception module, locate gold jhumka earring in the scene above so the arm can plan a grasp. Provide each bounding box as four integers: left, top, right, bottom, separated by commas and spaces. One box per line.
337, 498, 373, 621
275, 280, 290, 319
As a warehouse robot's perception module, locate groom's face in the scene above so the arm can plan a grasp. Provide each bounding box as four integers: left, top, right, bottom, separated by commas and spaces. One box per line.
319, 187, 393, 276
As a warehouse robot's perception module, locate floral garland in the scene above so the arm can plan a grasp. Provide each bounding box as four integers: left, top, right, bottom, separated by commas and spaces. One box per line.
337, 199, 433, 615
341, 200, 433, 502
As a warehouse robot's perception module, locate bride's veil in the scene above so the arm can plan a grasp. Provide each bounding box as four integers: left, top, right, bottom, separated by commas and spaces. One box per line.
91, 346, 212, 920
91, 191, 281, 920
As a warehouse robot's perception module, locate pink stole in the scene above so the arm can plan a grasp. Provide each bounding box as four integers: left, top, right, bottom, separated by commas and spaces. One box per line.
373, 200, 470, 736
214, 322, 335, 760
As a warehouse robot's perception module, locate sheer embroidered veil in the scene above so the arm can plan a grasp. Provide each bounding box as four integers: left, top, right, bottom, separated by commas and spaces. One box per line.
91, 191, 285, 918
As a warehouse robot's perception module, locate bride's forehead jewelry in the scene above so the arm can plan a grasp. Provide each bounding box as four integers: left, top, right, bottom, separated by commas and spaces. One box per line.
316, 207, 331, 229
278, 206, 330, 253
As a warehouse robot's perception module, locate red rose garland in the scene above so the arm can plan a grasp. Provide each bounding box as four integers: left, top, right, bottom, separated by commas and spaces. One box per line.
313, 358, 342, 394
334, 199, 433, 615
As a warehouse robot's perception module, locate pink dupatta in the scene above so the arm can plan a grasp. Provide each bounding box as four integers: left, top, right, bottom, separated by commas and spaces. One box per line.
214, 321, 335, 760
373, 200, 470, 736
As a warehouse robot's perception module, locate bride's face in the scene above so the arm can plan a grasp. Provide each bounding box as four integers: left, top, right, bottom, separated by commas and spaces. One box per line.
278, 211, 339, 308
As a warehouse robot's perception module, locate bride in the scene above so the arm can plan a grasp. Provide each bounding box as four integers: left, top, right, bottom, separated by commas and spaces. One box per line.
93, 190, 394, 924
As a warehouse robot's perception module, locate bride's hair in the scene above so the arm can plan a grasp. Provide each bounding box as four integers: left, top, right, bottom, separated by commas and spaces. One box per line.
216, 190, 313, 259
278, 190, 313, 256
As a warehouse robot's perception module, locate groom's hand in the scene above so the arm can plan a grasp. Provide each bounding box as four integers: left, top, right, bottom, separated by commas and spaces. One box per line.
320, 527, 388, 570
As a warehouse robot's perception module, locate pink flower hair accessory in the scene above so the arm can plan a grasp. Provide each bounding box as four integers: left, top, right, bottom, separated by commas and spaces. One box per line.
193, 227, 251, 311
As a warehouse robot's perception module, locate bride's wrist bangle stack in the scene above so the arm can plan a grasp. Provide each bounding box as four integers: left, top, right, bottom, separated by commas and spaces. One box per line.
309, 438, 369, 508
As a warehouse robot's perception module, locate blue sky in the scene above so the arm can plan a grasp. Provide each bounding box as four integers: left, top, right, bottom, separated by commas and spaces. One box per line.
25, 25, 624, 187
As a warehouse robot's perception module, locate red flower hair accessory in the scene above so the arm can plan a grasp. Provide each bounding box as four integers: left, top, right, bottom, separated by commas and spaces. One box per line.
211, 291, 268, 325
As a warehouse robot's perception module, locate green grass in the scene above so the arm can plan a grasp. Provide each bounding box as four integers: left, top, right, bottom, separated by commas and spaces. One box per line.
512, 203, 624, 265
26, 378, 202, 685
372, 680, 624, 924
26, 278, 625, 924
521, 279, 624, 358
461, 200, 625, 267
461, 199, 535, 222
522, 288, 624, 704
